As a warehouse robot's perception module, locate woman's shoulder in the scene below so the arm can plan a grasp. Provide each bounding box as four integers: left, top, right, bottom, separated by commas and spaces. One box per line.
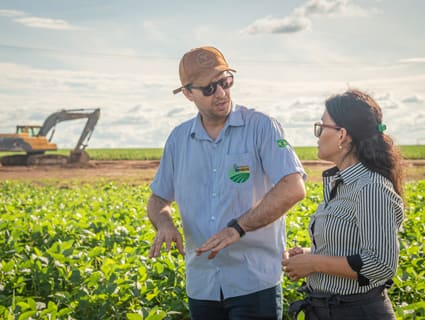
355, 169, 400, 200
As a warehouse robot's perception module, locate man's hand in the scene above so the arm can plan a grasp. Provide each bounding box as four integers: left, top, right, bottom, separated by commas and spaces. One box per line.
148, 223, 185, 258
147, 194, 185, 258
195, 227, 240, 259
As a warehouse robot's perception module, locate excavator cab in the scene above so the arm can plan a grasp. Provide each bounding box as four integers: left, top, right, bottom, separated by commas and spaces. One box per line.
16, 125, 42, 137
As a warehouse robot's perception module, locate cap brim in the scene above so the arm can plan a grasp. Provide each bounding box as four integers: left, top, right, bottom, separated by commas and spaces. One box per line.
172, 87, 184, 95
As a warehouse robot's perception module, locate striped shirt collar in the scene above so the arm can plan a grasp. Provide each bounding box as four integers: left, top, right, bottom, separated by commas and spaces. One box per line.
323, 162, 369, 186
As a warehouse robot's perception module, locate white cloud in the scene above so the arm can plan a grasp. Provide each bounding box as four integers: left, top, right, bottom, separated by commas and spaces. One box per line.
1, 49, 424, 148
0, 9, 26, 17
297, 0, 347, 16
14, 16, 81, 30
0, 62, 189, 148
398, 57, 425, 64
296, 0, 370, 17
402, 95, 424, 104
0, 9, 81, 30
242, 16, 311, 35
243, 0, 374, 35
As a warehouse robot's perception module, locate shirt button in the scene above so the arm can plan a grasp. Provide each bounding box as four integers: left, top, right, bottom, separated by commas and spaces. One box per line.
211, 216, 216, 221
213, 168, 217, 173
212, 192, 216, 197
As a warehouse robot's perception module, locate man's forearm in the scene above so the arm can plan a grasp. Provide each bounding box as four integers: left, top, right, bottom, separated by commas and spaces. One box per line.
147, 194, 185, 257
147, 194, 174, 230
239, 173, 305, 232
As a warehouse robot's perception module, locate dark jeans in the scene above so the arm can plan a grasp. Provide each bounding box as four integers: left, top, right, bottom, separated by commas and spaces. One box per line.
289, 286, 396, 320
188, 285, 283, 320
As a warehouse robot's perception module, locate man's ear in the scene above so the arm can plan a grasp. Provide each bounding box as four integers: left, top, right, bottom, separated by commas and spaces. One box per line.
182, 88, 194, 102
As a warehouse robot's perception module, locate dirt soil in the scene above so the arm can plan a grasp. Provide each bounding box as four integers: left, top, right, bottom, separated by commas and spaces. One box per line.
0, 160, 161, 184
1, 160, 424, 184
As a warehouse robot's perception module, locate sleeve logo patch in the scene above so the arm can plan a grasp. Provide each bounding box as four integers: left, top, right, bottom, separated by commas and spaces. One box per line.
228, 164, 250, 183
277, 139, 289, 148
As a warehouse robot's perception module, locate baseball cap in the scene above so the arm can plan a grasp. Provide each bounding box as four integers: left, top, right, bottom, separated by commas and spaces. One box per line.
173, 46, 236, 94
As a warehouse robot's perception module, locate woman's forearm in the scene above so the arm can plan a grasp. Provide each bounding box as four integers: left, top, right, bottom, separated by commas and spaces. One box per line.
312, 255, 357, 280
283, 253, 358, 281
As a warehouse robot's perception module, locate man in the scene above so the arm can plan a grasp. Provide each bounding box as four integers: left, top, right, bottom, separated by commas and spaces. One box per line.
148, 46, 306, 320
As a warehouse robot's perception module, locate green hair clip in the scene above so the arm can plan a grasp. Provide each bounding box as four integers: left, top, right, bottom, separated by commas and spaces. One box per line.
377, 123, 387, 133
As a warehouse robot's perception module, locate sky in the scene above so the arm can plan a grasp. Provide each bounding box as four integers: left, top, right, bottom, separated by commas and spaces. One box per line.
0, 0, 424, 149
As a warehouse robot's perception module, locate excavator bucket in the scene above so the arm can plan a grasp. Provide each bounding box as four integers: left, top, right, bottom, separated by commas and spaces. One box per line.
69, 150, 90, 164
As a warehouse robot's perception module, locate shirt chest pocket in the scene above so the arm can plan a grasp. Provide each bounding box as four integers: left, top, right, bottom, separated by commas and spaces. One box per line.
224, 153, 254, 190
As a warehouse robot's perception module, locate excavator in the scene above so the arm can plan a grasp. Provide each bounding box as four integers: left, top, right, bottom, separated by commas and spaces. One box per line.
0, 108, 100, 166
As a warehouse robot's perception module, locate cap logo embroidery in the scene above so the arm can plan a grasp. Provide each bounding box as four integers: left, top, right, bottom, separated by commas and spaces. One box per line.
228, 164, 250, 183
197, 52, 216, 67
277, 139, 289, 148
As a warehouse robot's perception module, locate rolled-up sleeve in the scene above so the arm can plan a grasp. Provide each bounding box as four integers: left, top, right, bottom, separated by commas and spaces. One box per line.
353, 183, 403, 283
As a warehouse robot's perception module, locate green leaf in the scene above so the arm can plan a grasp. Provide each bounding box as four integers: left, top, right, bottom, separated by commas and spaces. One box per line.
18, 310, 37, 320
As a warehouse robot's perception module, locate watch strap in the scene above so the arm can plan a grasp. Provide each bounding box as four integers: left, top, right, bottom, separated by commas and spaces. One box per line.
227, 219, 245, 237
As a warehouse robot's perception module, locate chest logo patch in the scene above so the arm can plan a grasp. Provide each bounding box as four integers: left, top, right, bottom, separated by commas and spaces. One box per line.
228, 164, 250, 183
277, 139, 289, 148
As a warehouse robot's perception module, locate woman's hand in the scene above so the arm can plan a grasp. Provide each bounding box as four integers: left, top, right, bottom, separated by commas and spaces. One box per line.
283, 251, 358, 282
286, 246, 305, 258
282, 248, 315, 281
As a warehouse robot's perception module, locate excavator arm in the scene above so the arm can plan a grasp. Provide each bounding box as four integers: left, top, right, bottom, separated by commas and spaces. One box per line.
39, 108, 101, 151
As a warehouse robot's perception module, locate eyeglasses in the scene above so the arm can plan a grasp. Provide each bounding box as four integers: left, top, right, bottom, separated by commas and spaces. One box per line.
314, 122, 341, 137
186, 75, 234, 97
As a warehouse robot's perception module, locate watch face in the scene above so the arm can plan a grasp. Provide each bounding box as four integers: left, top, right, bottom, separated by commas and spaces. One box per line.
228, 219, 237, 227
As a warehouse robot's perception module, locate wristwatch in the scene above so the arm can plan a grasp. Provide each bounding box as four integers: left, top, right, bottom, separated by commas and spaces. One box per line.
227, 219, 246, 238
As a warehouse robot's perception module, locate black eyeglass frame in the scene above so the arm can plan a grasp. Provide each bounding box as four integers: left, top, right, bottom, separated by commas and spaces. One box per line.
186, 75, 234, 97
314, 122, 342, 137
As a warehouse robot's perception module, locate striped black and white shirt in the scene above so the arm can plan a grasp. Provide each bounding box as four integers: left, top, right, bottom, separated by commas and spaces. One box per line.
307, 162, 404, 295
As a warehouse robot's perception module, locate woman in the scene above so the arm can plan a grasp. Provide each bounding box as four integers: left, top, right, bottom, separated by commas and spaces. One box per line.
283, 89, 404, 319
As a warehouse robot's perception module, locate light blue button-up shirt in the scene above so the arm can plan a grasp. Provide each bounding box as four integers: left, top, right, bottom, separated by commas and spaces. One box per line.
150, 104, 305, 300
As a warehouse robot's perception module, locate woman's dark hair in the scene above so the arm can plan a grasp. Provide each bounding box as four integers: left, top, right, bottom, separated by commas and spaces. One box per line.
325, 89, 404, 196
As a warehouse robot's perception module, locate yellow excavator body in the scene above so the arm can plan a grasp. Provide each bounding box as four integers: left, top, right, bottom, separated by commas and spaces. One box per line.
20, 133, 58, 151
0, 131, 57, 152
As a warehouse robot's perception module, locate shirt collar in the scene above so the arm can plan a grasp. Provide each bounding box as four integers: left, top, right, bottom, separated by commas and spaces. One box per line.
189, 103, 245, 140
322, 162, 368, 185
339, 162, 369, 185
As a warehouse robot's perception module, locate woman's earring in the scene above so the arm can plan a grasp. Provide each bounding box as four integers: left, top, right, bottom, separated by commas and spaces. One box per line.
338, 144, 342, 150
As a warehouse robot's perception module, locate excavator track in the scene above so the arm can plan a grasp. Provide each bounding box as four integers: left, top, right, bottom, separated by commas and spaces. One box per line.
27, 154, 69, 166
0, 151, 91, 166
1, 154, 68, 166
1, 155, 29, 166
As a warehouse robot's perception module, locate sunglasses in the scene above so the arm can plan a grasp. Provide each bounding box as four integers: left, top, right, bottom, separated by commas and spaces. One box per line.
187, 75, 234, 97
314, 122, 341, 137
